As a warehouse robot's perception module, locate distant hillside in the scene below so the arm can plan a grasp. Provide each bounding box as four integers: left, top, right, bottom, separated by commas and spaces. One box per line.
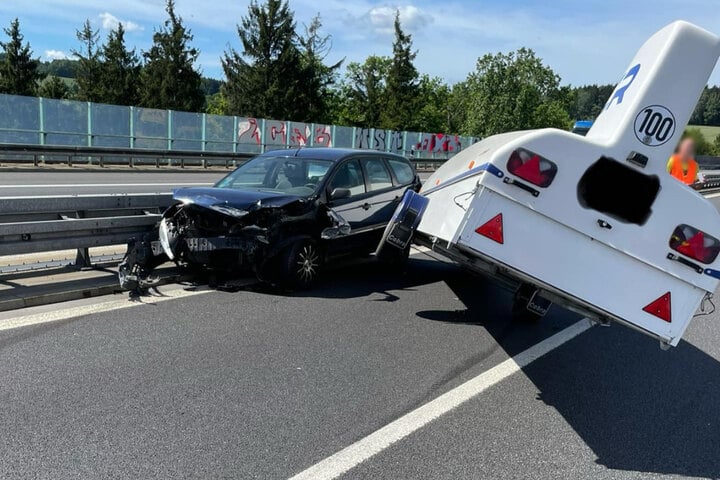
31, 58, 222, 96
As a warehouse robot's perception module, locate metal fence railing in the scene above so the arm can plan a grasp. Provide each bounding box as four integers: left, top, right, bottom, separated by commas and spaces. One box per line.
0, 93, 478, 161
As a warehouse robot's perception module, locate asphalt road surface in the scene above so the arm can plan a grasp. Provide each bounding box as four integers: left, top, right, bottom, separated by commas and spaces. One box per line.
2, 238, 720, 479
0, 179, 718, 478
0, 170, 225, 196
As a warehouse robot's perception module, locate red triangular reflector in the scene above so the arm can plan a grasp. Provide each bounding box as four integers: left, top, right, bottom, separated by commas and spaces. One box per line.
476, 213, 504, 244
643, 292, 672, 322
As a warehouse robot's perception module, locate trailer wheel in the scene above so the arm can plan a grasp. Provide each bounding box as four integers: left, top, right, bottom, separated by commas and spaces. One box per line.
511, 283, 548, 323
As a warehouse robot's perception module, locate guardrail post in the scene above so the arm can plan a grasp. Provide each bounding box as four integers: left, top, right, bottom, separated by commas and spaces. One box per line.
74, 247, 92, 269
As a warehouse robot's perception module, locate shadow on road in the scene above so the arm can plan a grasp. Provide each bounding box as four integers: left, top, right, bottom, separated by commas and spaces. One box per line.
524, 326, 720, 479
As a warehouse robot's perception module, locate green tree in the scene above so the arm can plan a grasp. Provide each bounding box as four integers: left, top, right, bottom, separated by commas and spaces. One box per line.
223, 0, 305, 119
413, 75, 450, 132
297, 15, 343, 123
333, 55, 391, 127
205, 91, 229, 115
140, 0, 204, 111
714, 133, 720, 156
98, 23, 140, 105
72, 20, 102, 101
461, 48, 570, 136
38, 75, 70, 99
380, 11, 419, 131
0, 18, 43, 96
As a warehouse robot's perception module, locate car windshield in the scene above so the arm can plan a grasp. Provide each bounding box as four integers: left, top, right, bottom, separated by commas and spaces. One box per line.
214, 156, 333, 196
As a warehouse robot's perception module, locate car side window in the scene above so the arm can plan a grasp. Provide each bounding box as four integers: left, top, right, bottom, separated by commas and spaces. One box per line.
329, 160, 366, 196
361, 158, 393, 191
387, 158, 414, 185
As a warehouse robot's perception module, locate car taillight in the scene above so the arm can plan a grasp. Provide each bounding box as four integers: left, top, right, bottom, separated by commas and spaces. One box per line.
669, 224, 720, 264
507, 149, 557, 188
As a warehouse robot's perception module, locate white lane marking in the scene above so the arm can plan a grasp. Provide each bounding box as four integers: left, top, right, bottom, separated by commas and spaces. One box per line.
289, 318, 594, 480
0, 183, 213, 188
0, 288, 209, 333
704, 192, 720, 199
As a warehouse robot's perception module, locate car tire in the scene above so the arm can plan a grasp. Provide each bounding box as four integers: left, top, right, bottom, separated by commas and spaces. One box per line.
279, 239, 322, 289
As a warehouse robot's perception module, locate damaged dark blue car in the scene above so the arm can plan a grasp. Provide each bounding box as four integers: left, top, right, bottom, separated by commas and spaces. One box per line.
119, 148, 421, 290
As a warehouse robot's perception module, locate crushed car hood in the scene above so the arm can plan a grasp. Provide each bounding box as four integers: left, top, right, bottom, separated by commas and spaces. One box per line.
173, 187, 302, 216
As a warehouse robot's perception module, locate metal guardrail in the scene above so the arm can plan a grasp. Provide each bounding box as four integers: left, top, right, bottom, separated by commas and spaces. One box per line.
0, 143, 447, 170
0, 143, 254, 169
0, 194, 174, 267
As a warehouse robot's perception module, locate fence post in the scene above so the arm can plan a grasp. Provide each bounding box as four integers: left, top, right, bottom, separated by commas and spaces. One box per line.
201, 113, 207, 168
285, 120, 291, 149
261, 119, 266, 153
86, 101, 93, 165
38, 97, 45, 146
310, 123, 315, 147
167, 110, 173, 167
331, 124, 336, 148
129, 106, 135, 148
129, 106, 135, 167
232, 116, 238, 168
352, 126, 357, 149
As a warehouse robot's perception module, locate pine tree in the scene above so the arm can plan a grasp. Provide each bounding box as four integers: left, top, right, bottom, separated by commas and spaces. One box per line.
140, 0, 204, 111
72, 20, 103, 102
0, 18, 43, 96
38, 76, 70, 99
99, 23, 140, 105
222, 0, 306, 120
380, 11, 419, 131
297, 15, 342, 123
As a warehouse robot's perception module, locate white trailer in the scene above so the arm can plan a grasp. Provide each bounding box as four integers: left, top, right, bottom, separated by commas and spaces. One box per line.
378, 21, 720, 348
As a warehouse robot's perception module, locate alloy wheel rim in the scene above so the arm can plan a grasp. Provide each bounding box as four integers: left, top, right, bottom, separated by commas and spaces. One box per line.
296, 245, 319, 282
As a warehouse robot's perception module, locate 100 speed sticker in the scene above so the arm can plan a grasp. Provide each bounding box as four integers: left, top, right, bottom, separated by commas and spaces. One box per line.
634, 105, 675, 146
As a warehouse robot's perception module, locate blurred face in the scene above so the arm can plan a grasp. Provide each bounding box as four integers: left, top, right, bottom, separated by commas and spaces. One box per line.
678, 138, 695, 162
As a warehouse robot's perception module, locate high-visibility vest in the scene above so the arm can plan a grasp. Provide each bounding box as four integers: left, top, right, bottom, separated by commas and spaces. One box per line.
668, 154, 698, 185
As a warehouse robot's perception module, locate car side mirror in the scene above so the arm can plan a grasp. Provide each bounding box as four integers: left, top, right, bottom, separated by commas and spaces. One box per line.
330, 188, 351, 200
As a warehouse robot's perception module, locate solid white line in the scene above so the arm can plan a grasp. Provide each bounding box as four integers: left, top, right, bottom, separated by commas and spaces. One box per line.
0, 183, 212, 188
289, 318, 594, 480
0, 288, 209, 333
704, 191, 720, 199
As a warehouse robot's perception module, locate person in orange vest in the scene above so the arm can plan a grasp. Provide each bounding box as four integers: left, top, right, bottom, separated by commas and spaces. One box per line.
667, 138, 699, 185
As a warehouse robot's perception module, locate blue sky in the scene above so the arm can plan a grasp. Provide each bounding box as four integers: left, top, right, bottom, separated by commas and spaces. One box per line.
1, 0, 720, 86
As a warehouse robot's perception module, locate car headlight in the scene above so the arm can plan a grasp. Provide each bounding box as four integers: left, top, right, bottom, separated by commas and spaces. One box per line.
158, 219, 175, 260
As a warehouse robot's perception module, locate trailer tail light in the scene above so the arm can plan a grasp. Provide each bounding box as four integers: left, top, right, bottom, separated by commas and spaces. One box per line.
476, 213, 504, 244
507, 149, 557, 188
669, 225, 720, 264
643, 292, 672, 322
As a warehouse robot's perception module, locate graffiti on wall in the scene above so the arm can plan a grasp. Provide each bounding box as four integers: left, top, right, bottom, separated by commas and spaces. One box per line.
238, 118, 261, 145
415, 133, 462, 153
237, 117, 470, 155
354, 128, 403, 153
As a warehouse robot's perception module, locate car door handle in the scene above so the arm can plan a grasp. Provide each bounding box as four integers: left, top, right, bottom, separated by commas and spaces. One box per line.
361, 202, 372, 210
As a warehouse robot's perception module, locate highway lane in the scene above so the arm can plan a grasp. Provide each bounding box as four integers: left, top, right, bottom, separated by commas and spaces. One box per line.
0, 170, 226, 196
0, 170, 434, 196
1, 246, 720, 479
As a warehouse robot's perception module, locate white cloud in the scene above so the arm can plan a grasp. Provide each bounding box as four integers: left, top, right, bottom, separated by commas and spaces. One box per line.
98, 12, 143, 32
364, 5, 433, 35
44, 49, 68, 60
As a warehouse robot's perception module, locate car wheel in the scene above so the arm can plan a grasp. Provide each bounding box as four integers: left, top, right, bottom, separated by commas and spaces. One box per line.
280, 239, 322, 289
